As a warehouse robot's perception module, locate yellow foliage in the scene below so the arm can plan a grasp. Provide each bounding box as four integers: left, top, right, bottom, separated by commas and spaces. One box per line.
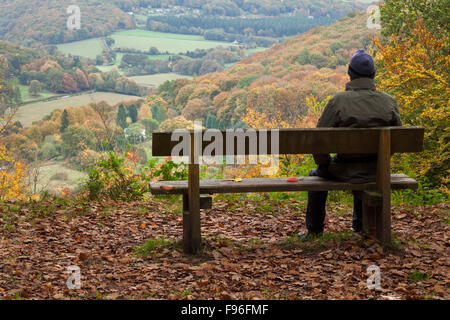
239, 95, 331, 178
373, 20, 449, 185
0, 143, 27, 201
138, 103, 153, 120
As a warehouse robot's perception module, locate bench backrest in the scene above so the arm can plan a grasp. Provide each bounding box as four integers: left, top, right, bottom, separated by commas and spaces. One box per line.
152, 127, 424, 156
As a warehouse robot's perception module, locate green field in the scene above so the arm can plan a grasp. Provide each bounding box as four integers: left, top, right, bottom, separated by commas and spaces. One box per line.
129, 73, 192, 87
96, 52, 124, 73
110, 29, 234, 53
147, 54, 173, 60
246, 47, 268, 56
57, 38, 104, 59
18, 84, 59, 102
56, 30, 235, 59
16, 92, 140, 127
34, 163, 87, 194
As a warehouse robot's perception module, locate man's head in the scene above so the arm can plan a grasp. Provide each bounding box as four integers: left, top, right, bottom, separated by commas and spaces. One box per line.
348, 49, 376, 80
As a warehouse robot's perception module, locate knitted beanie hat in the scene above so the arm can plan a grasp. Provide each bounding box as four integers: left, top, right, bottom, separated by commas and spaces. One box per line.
348, 49, 376, 79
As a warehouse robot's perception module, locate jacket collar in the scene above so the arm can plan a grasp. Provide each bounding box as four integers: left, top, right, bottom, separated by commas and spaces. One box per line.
345, 78, 376, 91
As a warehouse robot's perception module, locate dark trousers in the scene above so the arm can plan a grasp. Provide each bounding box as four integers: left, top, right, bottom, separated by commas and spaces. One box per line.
306, 165, 362, 234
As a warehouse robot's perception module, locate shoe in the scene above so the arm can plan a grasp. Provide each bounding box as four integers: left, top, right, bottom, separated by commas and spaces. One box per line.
297, 231, 322, 240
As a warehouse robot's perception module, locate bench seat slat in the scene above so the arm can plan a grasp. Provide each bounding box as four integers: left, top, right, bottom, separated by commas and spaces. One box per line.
150, 174, 417, 195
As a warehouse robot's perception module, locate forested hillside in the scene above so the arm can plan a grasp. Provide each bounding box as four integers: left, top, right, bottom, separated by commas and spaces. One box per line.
0, 0, 365, 48
0, 11, 377, 189
151, 13, 375, 129
140, 0, 364, 17
0, 0, 134, 46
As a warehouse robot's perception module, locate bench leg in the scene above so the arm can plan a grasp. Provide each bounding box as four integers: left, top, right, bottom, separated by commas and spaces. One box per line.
363, 201, 391, 245
182, 194, 192, 253
182, 193, 200, 254
183, 161, 201, 254
354, 190, 389, 243
376, 195, 391, 244
362, 202, 377, 236
376, 128, 392, 245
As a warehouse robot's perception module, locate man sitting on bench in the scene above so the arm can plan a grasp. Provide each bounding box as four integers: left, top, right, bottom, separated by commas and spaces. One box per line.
298, 49, 402, 239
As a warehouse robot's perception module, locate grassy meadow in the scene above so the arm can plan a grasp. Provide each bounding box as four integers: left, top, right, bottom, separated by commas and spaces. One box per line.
56, 30, 235, 59
32, 163, 87, 194
57, 38, 104, 59
110, 30, 233, 53
16, 92, 140, 127
129, 73, 192, 87
18, 84, 59, 102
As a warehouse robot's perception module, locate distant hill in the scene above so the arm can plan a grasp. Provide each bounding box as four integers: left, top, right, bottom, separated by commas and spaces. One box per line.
0, 0, 370, 48
0, 0, 134, 46
153, 12, 380, 128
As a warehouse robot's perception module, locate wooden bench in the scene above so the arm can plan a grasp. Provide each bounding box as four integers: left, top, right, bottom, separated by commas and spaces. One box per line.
151, 127, 424, 253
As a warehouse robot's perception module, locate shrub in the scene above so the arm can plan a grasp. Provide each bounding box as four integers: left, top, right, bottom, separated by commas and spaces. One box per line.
74, 149, 102, 170
83, 152, 149, 201
50, 172, 68, 181
82, 152, 188, 201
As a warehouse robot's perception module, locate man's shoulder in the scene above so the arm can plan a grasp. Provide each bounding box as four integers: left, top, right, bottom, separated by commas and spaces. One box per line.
332, 89, 397, 102
377, 91, 397, 102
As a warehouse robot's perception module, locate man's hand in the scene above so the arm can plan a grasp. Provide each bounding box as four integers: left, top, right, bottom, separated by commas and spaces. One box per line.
313, 154, 331, 166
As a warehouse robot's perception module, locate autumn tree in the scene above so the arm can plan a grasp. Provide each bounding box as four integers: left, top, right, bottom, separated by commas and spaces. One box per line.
75, 69, 90, 90
159, 116, 194, 131
62, 73, 78, 93
181, 98, 208, 120
138, 103, 152, 120
140, 118, 159, 135
90, 101, 116, 148
61, 125, 97, 157
0, 61, 21, 134
0, 143, 27, 201
148, 96, 168, 123
380, 0, 449, 38
29, 80, 41, 96
373, 20, 449, 185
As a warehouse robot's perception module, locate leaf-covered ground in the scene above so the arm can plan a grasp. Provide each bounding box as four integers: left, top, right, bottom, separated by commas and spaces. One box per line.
0, 195, 448, 300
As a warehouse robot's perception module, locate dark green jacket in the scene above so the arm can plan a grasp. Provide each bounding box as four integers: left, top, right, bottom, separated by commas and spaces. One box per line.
314, 78, 402, 183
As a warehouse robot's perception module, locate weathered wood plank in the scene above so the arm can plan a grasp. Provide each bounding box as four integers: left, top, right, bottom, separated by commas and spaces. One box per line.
200, 194, 212, 210
376, 128, 392, 244
184, 135, 201, 254
362, 203, 377, 236
152, 127, 424, 156
353, 191, 382, 206
183, 193, 212, 210
150, 174, 418, 195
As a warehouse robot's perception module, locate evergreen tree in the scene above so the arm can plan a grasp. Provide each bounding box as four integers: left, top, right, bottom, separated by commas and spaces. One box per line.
128, 104, 138, 123
60, 109, 69, 133
116, 104, 128, 129
151, 104, 168, 124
